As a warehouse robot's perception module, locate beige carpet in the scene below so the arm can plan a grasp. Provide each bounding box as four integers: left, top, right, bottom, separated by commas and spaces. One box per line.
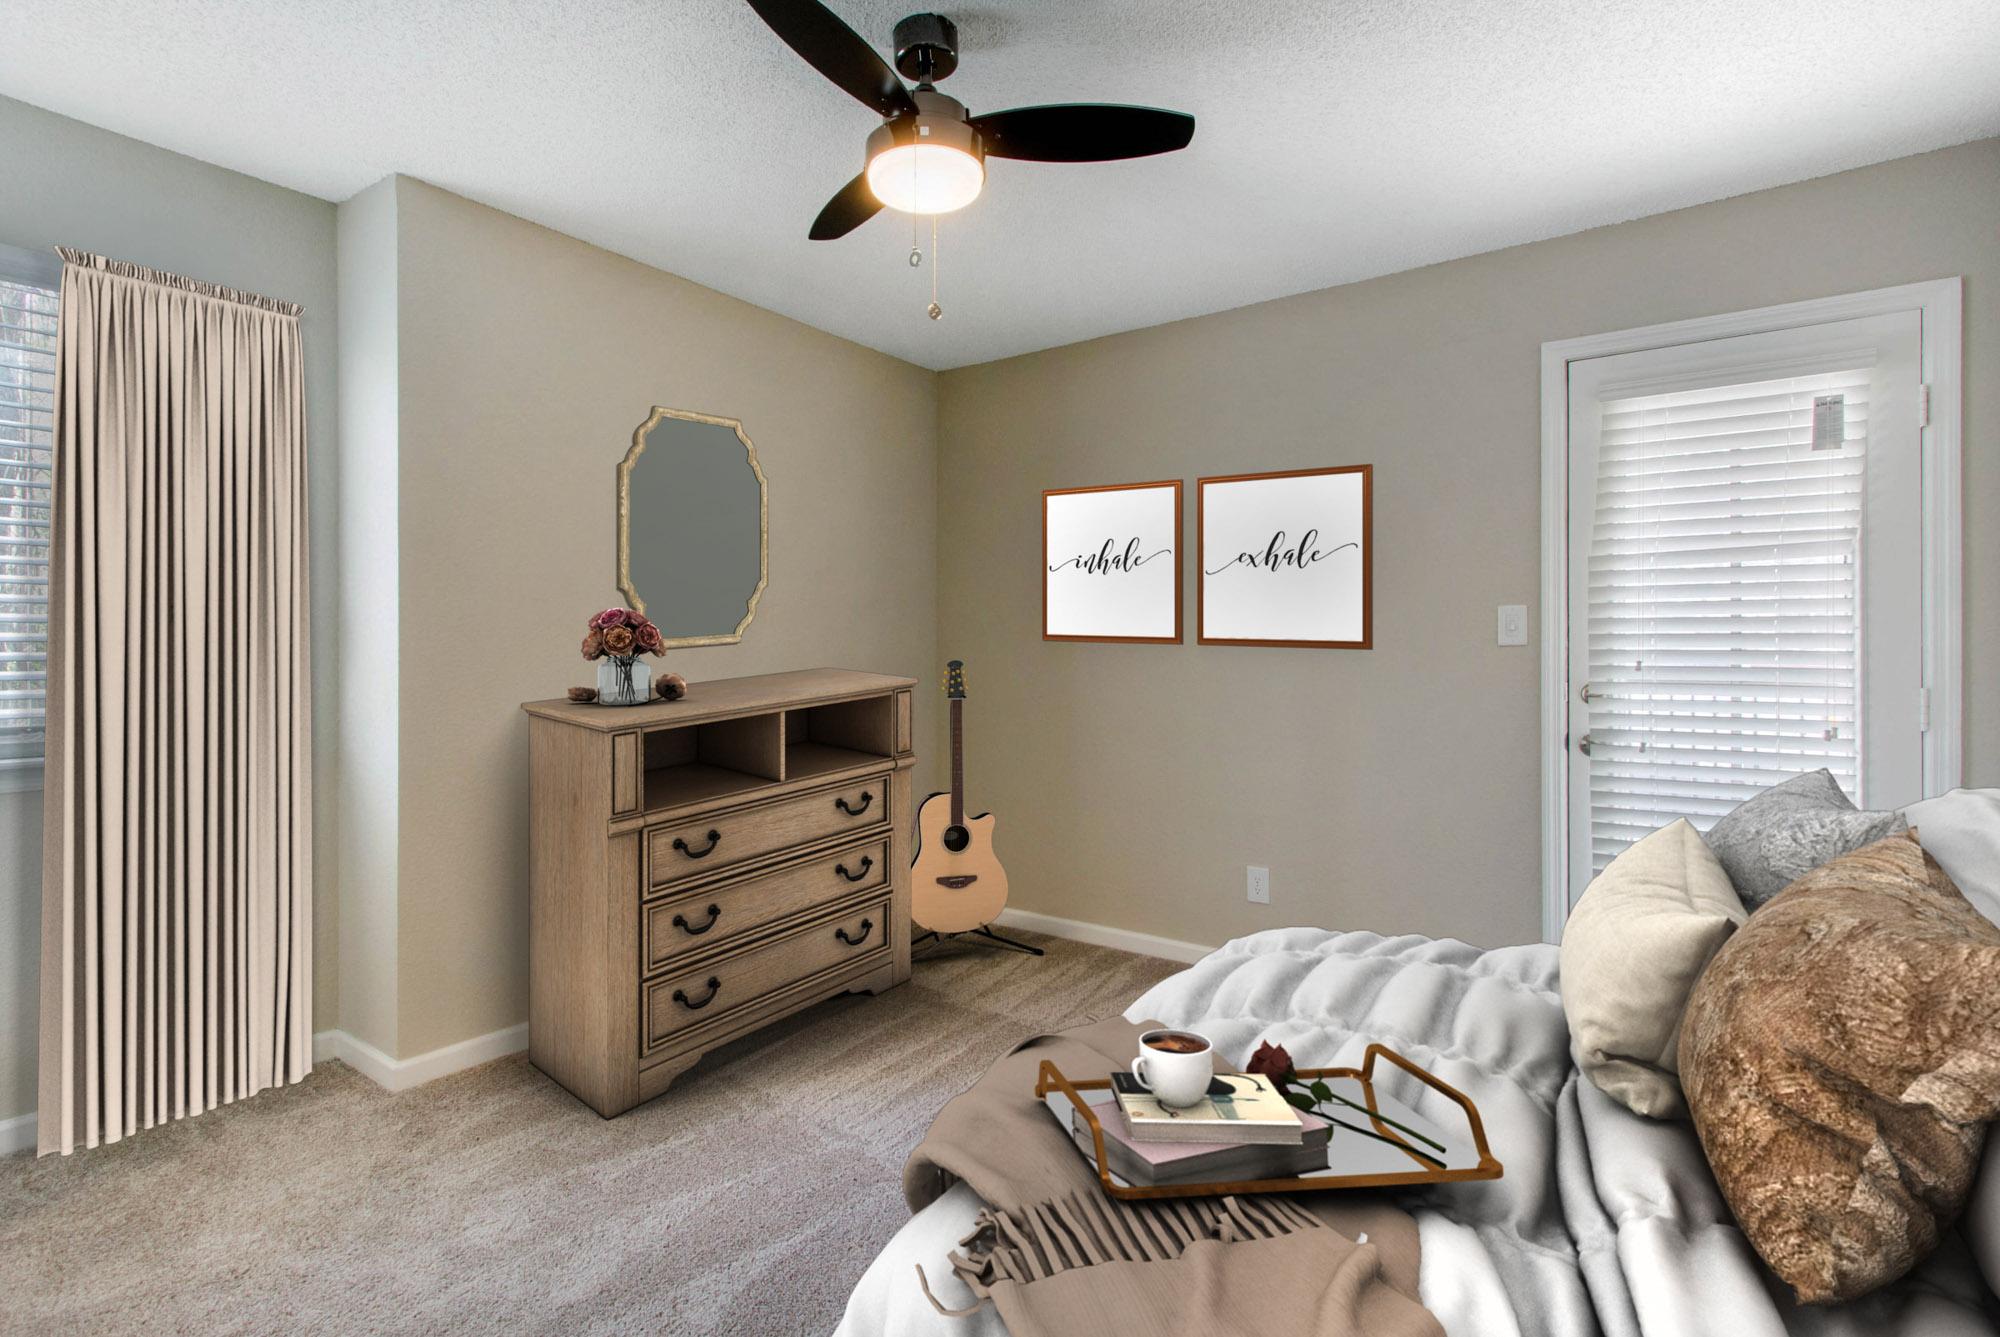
0, 930, 1181, 1337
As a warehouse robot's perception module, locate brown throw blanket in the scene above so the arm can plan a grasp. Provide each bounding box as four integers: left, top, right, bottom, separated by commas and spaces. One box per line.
903, 1017, 1443, 1337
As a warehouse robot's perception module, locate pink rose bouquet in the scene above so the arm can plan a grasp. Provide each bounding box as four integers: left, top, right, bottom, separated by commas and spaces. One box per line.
581, 608, 665, 661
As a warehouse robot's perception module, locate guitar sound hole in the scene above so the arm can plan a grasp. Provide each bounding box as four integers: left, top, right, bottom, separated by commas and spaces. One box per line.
943, 825, 970, 853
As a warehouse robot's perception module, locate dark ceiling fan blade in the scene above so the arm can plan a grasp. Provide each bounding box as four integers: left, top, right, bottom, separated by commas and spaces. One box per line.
809, 173, 884, 240
968, 104, 1195, 162
744, 0, 916, 120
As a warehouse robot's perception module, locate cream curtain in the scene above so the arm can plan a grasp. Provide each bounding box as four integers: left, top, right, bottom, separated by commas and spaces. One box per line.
38, 250, 312, 1156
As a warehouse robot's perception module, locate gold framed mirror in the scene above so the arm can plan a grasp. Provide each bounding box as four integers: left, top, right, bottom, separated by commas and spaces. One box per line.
617, 407, 769, 647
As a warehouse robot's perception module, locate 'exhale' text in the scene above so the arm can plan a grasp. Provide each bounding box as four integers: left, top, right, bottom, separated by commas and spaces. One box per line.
1206, 528, 1357, 576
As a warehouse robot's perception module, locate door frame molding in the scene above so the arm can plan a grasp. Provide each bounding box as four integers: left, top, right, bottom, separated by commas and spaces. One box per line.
1538, 278, 1963, 943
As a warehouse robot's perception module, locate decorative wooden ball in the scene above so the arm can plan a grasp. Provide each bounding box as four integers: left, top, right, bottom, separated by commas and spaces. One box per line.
567, 686, 598, 703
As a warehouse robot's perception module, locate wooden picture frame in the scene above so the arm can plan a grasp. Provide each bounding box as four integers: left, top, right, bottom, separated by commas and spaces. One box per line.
1199, 465, 1372, 648
1043, 480, 1184, 644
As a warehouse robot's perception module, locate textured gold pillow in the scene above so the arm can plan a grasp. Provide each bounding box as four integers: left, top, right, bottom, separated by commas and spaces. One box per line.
1679, 830, 2000, 1303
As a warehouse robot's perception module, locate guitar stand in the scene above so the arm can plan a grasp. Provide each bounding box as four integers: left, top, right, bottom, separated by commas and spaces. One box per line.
911, 925, 1047, 959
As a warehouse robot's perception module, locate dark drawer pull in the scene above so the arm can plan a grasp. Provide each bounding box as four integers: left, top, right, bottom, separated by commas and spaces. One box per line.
835, 791, 874, 817
673, 829, 722, 859
834, 856, 874, 883
672, 977, 722, 1010
836, 918, 875, 947
672, 904, 721, 936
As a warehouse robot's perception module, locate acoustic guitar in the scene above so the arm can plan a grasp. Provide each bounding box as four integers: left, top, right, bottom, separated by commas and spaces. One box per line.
911, 660, 1011, 936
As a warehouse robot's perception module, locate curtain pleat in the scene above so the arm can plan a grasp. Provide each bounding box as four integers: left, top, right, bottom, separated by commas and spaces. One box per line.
37, 249, 311, 1156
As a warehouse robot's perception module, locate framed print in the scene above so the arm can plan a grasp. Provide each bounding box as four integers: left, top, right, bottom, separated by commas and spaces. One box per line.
1043, 480, 1183, 643
1199, 465, 1372, 648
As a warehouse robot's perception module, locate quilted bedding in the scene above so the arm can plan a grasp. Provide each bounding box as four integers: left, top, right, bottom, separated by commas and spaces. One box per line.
835, 928, 1998, 1336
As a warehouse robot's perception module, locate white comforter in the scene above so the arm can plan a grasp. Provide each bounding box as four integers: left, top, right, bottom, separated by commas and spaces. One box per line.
835, 928, 1998, 1336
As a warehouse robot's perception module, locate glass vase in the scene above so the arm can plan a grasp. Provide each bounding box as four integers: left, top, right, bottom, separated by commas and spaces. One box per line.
595, 655, 652, 706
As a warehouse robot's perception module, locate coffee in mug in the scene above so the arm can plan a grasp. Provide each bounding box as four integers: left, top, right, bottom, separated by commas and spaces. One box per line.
1132, 1029, 1213, 1108
1143, 1033, 1207, 1054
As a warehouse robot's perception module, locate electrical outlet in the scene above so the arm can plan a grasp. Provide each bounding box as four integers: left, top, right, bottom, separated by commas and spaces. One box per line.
1497, 604, 1528, 646
1247, 865, 1270, 904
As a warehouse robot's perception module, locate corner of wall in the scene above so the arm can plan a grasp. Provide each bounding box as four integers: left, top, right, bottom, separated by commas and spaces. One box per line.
334, 175, 402, 1056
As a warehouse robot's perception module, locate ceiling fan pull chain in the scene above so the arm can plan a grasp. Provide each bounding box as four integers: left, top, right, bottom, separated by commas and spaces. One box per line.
909, 153, 923, 268
928, 213, 942, 320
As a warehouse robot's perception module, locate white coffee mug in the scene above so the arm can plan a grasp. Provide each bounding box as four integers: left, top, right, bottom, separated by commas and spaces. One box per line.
1131, 1029, 1214, 1108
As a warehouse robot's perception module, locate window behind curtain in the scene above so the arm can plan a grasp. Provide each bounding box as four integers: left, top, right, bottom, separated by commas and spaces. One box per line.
0, 264, 58, 771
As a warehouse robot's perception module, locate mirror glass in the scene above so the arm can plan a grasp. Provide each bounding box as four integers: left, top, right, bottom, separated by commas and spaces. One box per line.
618, 408, 767, 646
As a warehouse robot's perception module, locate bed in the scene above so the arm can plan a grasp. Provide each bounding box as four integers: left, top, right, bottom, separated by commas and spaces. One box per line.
835, 923, 2000, 1336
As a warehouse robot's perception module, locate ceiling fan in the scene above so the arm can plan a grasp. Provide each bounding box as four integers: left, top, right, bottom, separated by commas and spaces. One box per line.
744, 1, 1196, 239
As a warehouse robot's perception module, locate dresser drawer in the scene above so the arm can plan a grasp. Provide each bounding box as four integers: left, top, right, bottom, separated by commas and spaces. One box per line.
643, 900, 888, 1053
642, 838, 889, 973
645, 776, 886, 889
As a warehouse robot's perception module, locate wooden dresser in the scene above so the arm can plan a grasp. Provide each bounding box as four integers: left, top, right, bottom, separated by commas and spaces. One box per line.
521, 668, 916, 1117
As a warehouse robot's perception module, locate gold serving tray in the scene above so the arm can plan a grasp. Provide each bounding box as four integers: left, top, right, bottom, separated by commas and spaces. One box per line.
1036, 1044, 1503, 1201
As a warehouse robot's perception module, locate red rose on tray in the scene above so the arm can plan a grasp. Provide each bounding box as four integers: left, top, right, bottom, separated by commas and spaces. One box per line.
1243, 1037, 1448, 1165
1245, 1041, 1294, 1082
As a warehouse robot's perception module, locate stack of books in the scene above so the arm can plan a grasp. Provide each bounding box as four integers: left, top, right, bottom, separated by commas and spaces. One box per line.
1070, 1072, 1332, 1187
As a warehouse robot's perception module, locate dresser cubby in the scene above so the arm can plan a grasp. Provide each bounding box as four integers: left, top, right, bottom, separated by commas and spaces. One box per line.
783, 695, 897, 783
641, 713, 784, 812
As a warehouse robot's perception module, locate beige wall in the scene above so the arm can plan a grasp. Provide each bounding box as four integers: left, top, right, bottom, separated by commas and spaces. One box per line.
333, 177, 401, 1055
0, 790, 36, 1126
0, 95, 340, 1123
382, 178, 938, 1057
936, 137, 1998, 954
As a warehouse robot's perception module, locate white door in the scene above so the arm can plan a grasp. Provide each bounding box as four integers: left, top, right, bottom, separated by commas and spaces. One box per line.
1565, 311, 1924, 906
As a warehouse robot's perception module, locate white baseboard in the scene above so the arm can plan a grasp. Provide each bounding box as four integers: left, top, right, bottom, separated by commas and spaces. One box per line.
312, 1021, 530, 1093
0, 1110, 35, 1156
2, 1023, 532, 1154
992, 908, 1213, 965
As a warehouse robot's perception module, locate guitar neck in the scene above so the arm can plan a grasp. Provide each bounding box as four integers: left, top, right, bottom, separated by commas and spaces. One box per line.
950, 697, 964, 827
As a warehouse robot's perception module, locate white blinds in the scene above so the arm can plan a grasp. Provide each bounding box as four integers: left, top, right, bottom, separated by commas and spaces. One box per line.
0, 275, 57, 763
1583, 367, 1869, 873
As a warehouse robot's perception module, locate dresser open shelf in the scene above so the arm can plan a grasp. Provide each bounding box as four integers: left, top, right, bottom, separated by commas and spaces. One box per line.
784, 695, 898, 783
641, 713, 783, 813
631, 692, 901, 814
783, 741, 883, 782
523, 668, 917, 1117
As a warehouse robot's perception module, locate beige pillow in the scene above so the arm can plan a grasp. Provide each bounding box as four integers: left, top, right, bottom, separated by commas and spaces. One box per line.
1679, 831, 2000, 1304
1559, 819, 1746, 1119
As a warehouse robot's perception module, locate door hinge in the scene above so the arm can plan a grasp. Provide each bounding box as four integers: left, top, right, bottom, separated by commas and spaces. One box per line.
1919, 384, 1931, 429
1919, 686, 1932, 732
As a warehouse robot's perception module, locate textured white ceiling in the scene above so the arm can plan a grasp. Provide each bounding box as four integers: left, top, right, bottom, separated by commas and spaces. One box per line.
3, 1, 1996, 370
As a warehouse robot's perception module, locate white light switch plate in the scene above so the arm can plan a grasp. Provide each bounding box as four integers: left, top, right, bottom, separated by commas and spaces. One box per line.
1247, 865, 1270, 904
1497, 604, 1528, 646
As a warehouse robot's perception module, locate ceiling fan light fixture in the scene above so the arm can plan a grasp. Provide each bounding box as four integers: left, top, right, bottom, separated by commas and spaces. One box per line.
866, 141, 984, 214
